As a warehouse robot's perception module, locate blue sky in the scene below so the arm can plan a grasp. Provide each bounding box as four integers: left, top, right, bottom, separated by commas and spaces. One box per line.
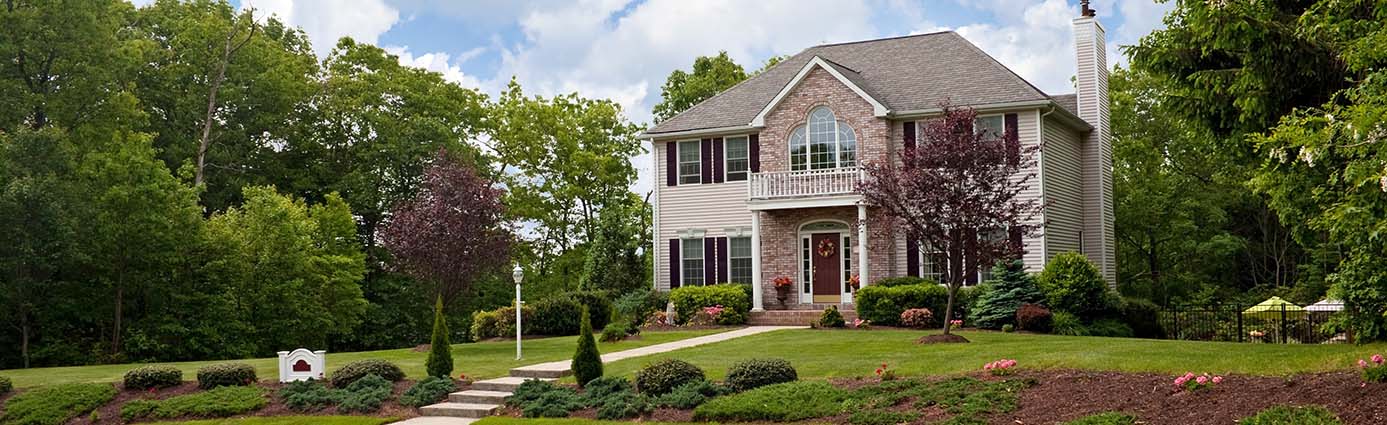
133, 0, 1173, 193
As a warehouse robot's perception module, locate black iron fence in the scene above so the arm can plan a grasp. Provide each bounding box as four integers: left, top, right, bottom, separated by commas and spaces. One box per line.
1157, 303, 1351, 344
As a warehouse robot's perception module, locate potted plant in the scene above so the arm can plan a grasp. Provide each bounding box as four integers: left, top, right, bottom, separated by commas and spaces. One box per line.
773, 276, 794, 305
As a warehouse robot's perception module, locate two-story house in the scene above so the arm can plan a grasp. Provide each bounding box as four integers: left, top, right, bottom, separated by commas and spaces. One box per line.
643, 4, 1115, 317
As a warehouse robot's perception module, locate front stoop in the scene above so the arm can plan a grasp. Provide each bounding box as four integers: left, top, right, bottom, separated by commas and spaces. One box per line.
749, 309, 857, 325
449, 389, 510, 404
471, 376, 553, 392
417, 378, 554, 419
419, 402, 500, 417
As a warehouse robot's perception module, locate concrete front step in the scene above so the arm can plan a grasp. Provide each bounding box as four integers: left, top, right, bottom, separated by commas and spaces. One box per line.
749, 309, 858, 326
472, 376, 554, 392
509, 363, 571, 379
419, 402, 499, 418
390, 417, 478, 425
449, 389, 511, 404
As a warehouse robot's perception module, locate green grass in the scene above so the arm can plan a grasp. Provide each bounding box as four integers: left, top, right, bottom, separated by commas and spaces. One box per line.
601, 329, 1387, 379
147, 417, 396, 425
1241, 405, 1342, 425
1063, 412, 1137, 425
0, 329, 727, 389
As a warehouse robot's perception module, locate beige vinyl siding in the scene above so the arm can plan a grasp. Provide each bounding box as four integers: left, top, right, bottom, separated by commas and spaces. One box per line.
889, 109, 1045, 277
1041, 114, 1084, 261
1074, 18, 1117, 283
653, 141, 754, 291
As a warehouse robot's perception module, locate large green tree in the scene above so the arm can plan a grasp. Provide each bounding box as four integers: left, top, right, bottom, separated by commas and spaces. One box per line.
0, 0, 132, 131
651, 51, 748, 123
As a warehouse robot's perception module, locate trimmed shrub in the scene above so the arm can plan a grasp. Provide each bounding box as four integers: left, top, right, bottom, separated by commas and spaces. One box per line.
581, 376, 632, 407
635, 359, 705, 396
279, 379, 339, 412
330, 360, 405, 388
1051, 311, 1088, 336
563, 290, 614, 330
654, 380, 728, 409
1087, 319, 1135, 338
971, 260, 1046, 330
1241, 405, 1342, 425
615, 289, 669, 331
1063, 412, 1136, 425
426, 296, 453, 378
0, 376, 10, 395
121, 385, 267, 421
594, 391, 651, 420
692, 381, 849, 422
338, 374, 393, 413
1037, 252, 1108, 318
401, 376, 457, 407
670, 284, 750, 325
725, 358, 798, 392
470, 304, 535, 340
572, 307, 604, 387
600, 322, 628, 342
818, 305, 846, 328
196, 363, 257, 389
856, 283, 949, 326
1015, 303, 1053, 333
874, 276, 936, 287
531, 296, 584, 336
1120, 297, 1165, 338
123, 365, 183, 390
506, 379, 582, 418
899, 308, 934, 329
1002, 324, 1015, 333
0, 383, 117, 425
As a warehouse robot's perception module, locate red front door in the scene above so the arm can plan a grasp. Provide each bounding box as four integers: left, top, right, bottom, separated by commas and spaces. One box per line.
811, 233, 841, 301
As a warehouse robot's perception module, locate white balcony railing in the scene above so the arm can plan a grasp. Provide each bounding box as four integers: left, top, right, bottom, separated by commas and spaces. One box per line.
748, 167, 863, 200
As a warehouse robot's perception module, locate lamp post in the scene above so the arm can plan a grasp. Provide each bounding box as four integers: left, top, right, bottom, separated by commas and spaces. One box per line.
513, 264, 524, 360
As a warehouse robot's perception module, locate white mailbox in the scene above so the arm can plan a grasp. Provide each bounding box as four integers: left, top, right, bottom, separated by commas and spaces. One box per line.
277, 348, 327, 382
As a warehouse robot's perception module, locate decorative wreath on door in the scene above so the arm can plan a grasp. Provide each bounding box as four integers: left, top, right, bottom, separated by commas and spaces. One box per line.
817, 239, 837, 258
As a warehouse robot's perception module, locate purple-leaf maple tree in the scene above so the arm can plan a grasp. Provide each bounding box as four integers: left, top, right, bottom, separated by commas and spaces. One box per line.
857, 104, 1042, 335
382, 150, 513, 305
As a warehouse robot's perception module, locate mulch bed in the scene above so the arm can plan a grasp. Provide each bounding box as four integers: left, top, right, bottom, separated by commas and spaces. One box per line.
916, 334, 970, 344
995, 369, 1387, 425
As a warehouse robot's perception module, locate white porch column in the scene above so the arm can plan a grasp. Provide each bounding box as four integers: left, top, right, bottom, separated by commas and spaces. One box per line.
857, 203, 869, 287
751, 211, 764, 311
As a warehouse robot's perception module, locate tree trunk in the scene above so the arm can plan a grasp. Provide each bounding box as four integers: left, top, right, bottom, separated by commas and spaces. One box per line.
20, 314, 30, 369
112, 284, 123, 357
942, 281, 959, 335
195, 15, 255, 187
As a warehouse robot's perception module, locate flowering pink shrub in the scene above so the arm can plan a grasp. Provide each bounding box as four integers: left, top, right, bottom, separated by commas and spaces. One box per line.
982, 359, 1017, 376
1358, 353, 1387, 383
950, 319, 964, 328
1173, 372, 1223, 391
851, 318, 871, 330
899, 308, 934, 329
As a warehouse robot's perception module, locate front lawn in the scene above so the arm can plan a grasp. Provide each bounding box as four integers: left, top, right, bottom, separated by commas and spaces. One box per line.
149, 417, 396, 425
599, 329, 1387, 379
0, 329, 729, 388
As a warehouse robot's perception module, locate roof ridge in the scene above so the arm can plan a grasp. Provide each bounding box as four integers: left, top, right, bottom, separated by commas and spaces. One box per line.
649, 50, 809, 128
816, 56, 860, 74
945, 32, 1053, 99
810, 30, 955, 48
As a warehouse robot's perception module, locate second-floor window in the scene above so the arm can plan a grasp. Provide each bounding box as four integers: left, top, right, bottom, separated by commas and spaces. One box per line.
975, 115, 1005, 138
725, 136, 749, 181
677, 140, 701, 184
790, 106, 857, 171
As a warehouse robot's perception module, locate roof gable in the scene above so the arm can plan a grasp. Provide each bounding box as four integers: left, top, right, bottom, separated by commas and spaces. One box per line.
750, 56, 889, 127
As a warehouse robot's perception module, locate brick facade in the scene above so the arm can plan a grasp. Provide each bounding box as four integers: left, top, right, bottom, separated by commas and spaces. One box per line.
756, 207, 898, 308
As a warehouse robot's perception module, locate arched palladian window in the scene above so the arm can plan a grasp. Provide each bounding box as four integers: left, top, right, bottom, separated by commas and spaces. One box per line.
789, 106, 857, 171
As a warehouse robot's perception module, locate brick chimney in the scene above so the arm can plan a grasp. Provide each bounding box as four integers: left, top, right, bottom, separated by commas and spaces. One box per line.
1072, 0, 1115, 286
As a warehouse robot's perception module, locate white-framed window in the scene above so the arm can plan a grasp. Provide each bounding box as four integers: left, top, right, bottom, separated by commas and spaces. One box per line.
682, 238, 704, 285
842, 235, 852, 292
975, 115, 1005, 139
729, 236, 752, 284
677, 140, 701, 184
977, 228, 1008, 283
790, 106, 857, 171
725, 136, 749, 182
920, 245, 948, 283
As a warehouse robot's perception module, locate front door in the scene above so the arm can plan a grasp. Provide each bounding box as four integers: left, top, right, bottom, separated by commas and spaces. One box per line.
810, 233, 842, 303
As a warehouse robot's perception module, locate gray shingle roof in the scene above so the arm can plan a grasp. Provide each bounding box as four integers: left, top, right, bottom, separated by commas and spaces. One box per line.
647, 31, 1057, 135
1050, 93, 1079, 117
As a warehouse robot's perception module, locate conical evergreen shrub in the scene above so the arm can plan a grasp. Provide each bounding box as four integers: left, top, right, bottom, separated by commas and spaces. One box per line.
572, 306, 604, 387
426, 296, 454, 378
971, 260, 1046, 329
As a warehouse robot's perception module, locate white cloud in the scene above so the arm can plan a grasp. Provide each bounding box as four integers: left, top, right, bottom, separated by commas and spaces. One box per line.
386, 46, 486, 89
241, 0, 400, 56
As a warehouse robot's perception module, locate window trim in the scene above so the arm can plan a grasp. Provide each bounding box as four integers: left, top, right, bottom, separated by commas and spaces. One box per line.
728, 236, 753, 284
723, 135, 750, 182
789, 106, 858, 171
974, 114, 1006, 139
681, 237, 705, 286
676, 139, 702, 185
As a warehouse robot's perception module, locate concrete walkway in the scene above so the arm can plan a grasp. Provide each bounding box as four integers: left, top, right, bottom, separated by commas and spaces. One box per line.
391, 325, 804, 424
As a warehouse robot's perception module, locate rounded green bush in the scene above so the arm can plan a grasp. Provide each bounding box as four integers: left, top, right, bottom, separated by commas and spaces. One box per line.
635, 358, 705, 395
196, 363, 257, 389
563, 290, 614, 330
1036, 252, 1108, 317
123, 365, 183, 390
1016, 303, 1053, 333
400, 376, 457, 407
855, 283, 950, 326
817, 306, 845, 328
1002, 324, 1016, 333
330, 359, 405, 388
532, 296, 583, 336
725, 358, 798, 392
669, 285, 750, 325
873, 277, 937, 287
600, 322, 628, 342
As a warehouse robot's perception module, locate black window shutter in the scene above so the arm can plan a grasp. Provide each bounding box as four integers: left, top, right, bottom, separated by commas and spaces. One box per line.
713, 137, 725, 183
749, 134, 760, 172
1009, 227, 1024, 252
716, 237, 729, 284
703, 237, 716, 285
669, 239, 681, 288
666, 142, 678, 187
965, 228, 979, 285
906, 236, 920, 277
700, 138, 713, 184
903, 121, 916, 151
1004, 113, 1020, 167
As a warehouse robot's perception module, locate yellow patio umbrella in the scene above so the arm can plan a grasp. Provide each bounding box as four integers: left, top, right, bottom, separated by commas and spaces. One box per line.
1242, 296, 1307, 318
